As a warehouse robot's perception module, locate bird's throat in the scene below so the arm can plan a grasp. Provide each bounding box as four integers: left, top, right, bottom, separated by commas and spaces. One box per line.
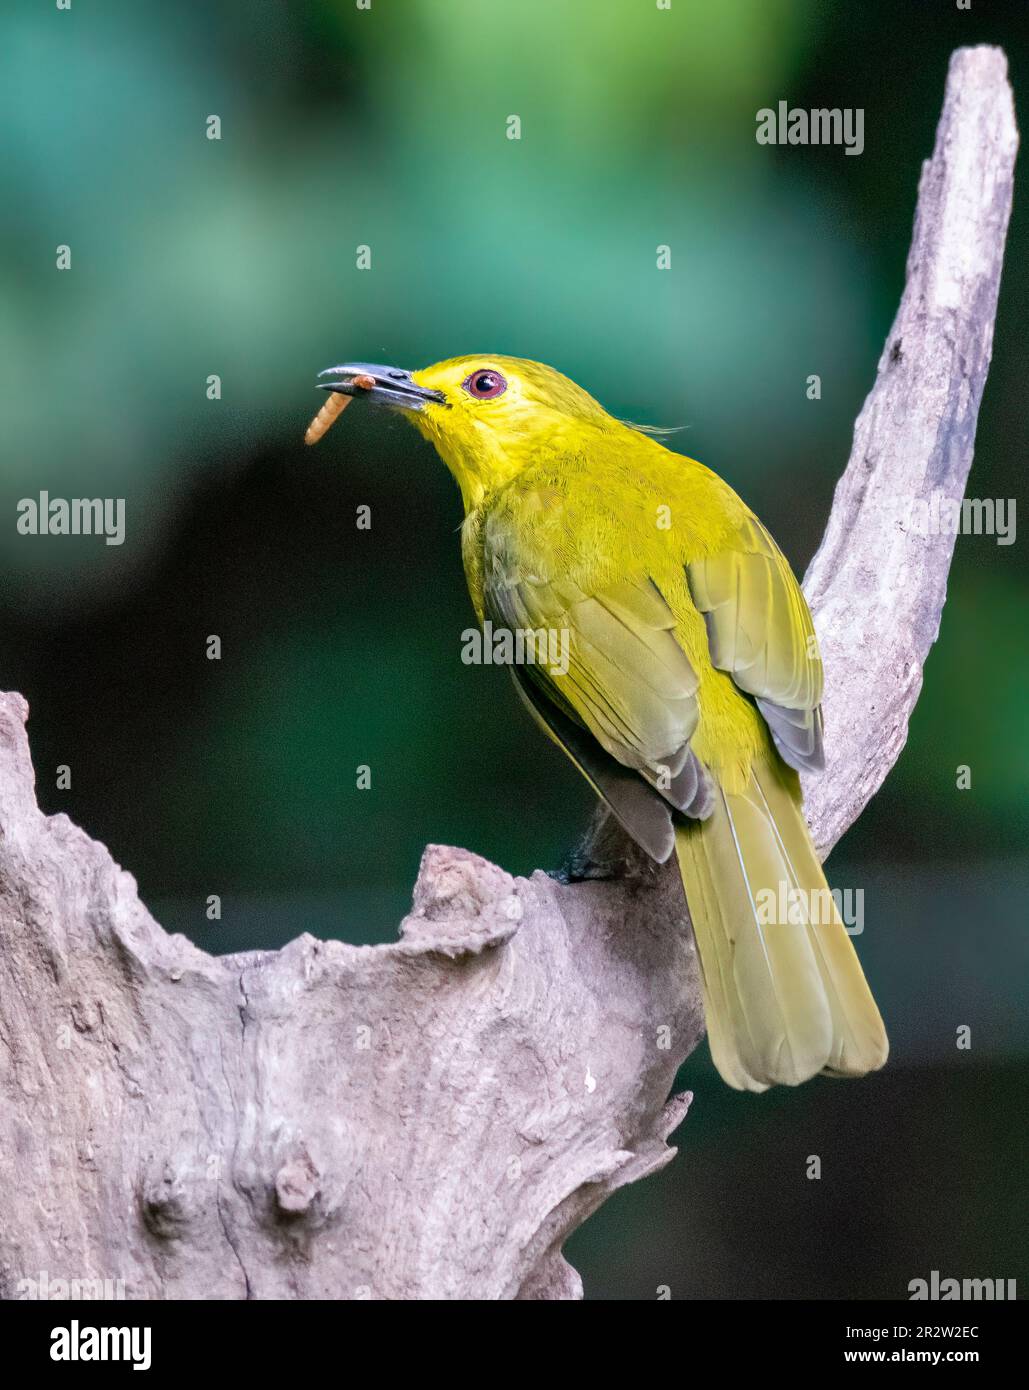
409, 412, 526, 514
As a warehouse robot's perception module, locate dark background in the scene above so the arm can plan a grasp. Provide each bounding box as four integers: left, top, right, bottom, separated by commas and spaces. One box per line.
2, 0, 1026, 1298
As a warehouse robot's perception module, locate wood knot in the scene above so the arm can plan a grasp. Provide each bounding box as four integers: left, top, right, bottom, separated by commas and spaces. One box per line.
140, 1165, 193, 1239
274, 1154, 320, 1217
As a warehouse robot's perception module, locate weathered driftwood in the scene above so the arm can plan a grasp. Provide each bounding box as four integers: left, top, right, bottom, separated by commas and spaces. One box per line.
802, 46, 1018, 857
0, 47, 1016, 1301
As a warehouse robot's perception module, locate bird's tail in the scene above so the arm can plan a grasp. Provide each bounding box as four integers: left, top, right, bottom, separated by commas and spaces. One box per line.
674, 753, 888, 1092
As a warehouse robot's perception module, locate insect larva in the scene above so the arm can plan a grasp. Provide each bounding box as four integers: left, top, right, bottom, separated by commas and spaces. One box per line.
304, 373, 376, 446
304, 392, 352, 446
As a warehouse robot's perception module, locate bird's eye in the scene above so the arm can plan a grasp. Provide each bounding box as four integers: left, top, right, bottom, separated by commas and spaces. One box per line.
462, 369, 507, 400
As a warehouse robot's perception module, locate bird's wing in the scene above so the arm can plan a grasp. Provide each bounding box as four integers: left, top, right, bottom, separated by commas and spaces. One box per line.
685, 512, 824, 771
484, 544, 712, 861
508, 662, 689, 864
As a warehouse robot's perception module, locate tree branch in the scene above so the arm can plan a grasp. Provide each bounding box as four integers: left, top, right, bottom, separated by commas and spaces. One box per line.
0, 47, 1016, 1301
802, 45, 1018, 857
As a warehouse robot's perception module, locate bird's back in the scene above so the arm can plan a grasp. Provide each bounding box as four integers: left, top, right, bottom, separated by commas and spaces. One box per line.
463, 422, 775, 791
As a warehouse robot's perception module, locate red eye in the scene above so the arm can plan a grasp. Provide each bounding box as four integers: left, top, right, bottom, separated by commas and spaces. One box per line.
462, 368, 507, 399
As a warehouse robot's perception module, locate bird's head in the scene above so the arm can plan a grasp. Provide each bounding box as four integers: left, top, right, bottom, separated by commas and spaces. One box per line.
314, 355, 615, 509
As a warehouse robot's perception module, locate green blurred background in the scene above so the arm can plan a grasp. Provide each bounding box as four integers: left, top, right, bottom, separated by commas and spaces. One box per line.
2, 0, 1026, 1299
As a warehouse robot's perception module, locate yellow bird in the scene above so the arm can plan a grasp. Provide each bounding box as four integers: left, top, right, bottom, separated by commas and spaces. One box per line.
312, 355, 888, 1092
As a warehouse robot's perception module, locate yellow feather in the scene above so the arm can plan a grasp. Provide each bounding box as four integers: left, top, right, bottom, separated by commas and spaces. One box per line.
387, 354, 890, 1091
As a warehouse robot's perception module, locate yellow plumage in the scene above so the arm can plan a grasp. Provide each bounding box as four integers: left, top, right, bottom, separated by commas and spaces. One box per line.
325, 353, 888, 1091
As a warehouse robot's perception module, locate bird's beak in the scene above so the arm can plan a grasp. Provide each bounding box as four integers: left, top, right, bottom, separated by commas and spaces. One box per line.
315, 362, 447, 411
